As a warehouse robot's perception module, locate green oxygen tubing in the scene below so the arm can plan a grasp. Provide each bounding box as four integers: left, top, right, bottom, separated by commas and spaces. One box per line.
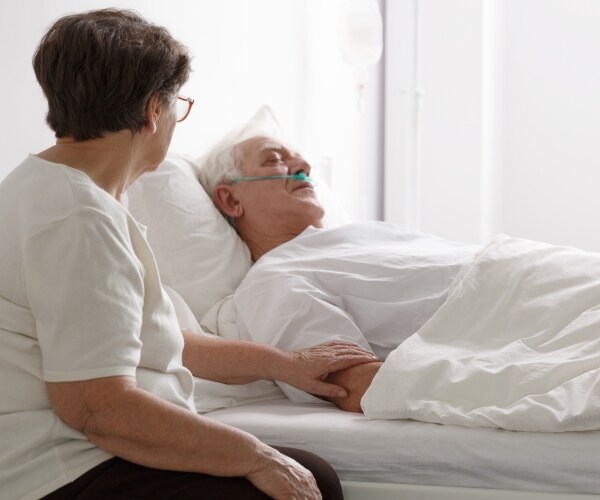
228, 172, 315, 185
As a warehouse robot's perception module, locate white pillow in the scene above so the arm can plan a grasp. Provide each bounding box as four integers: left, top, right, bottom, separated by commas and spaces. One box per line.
127, 153, 252, 320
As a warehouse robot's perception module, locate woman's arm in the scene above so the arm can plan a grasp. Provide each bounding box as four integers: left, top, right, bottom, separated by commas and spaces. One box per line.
182, 331, 379, 399
46, 376, 320, 499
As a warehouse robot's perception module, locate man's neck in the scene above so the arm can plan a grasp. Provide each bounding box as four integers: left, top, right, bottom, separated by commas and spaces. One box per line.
237, 222, 305, 261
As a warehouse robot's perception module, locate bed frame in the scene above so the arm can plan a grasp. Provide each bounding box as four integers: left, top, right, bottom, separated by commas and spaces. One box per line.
341, 481, 600, 500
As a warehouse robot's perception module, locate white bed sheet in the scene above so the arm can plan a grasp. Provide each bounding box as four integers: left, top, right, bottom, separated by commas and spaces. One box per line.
206, 399, 600, 495
363, 236, 600, 432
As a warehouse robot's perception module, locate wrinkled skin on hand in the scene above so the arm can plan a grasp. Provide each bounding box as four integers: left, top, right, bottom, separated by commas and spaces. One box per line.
281, 342, 380, 399
246, 443, 322, 500
324, 361, 383, 413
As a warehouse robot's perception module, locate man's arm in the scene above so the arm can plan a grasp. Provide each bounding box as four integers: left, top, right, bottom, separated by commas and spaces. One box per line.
322, 361, 383, 413
235, 271, 380, 399
46, 377, 320, 499
182, 331, 379, 399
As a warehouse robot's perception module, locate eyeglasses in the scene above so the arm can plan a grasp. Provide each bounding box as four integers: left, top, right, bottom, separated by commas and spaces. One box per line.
176, 95, 194, 123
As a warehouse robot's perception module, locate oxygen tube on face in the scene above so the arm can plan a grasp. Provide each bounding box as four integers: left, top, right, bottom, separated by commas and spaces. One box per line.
228, 172, 315, 185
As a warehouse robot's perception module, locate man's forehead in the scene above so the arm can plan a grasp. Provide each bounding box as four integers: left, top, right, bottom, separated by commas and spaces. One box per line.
239, 136, 292, 156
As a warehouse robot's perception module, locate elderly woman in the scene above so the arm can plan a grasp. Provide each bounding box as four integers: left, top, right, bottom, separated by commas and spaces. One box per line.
0, 9, 377, 499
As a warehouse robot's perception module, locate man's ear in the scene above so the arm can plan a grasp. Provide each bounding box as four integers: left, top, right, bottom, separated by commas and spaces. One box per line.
213, 184, 243, 219
144, 93, 163, 134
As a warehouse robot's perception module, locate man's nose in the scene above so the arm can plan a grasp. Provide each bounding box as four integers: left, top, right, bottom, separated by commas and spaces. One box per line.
290, 158, 311, 176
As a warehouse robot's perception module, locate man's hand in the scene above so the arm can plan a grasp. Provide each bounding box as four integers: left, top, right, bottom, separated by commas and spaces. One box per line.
279, 341, 379, 399
324, 361, 383, 413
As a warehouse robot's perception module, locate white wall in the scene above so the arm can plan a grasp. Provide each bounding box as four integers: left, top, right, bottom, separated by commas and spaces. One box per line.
0, 0, 383, 220
384, 0, 487, 244
385, 0, 600, 251
502, 0, 600, 250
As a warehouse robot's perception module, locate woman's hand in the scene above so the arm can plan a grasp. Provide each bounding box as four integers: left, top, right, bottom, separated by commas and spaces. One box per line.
246, 444, 322, 500
278, 341, 379, 399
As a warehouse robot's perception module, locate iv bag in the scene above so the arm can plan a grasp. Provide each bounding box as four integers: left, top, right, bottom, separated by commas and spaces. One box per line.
338, 0, 383, 69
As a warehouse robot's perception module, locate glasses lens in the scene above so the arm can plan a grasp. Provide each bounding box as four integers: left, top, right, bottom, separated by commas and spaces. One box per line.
176, 98, 189, 122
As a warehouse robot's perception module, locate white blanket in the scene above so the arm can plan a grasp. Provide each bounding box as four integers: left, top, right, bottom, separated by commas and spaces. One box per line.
361, 236, 600, 432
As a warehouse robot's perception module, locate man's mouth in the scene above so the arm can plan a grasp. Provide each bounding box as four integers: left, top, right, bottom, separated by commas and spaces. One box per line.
292, 181, 313, 191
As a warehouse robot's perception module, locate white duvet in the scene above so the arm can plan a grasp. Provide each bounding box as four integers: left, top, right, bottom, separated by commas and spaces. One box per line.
361, 236, 600, 432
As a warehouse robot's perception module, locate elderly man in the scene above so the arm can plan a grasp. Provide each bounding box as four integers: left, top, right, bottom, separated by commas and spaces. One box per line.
199, 132, 478, 412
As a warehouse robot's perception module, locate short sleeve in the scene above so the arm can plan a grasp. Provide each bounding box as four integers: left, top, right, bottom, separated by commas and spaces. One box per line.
23, 209, 144, 382
235, 270, 374, 403
235, 271, 372, 352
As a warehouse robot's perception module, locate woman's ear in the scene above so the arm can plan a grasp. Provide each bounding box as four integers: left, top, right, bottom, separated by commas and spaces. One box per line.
144, 94, 163, 134
213, 184, 243, 219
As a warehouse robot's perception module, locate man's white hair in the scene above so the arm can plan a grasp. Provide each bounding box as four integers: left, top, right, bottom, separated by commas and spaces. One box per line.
197, 105, 286, 198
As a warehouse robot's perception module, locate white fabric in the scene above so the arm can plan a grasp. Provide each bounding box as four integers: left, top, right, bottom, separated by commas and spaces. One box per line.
201, 295, 239, 339
206, 399, 600, 494
362, 235, 600, 432
234, 222, 478, 403
164, 286, 284, 413
127, 153, 253, 320
164, 284, 207, 335
0, 156, 195, 500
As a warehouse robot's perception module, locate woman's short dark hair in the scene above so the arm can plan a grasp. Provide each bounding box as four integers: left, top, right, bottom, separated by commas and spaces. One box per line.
33, 9, 191, 141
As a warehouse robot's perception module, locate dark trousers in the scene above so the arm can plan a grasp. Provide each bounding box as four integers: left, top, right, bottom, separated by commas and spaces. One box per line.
42, 447, 343, 499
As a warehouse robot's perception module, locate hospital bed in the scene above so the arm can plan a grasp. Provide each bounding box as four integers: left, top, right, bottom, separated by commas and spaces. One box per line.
206, 398, 600, 500
127, 154, 600, 500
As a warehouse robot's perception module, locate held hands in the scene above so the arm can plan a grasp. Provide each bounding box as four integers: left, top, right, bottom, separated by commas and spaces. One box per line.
324, 361, 383, 413
279, 341, 379, 399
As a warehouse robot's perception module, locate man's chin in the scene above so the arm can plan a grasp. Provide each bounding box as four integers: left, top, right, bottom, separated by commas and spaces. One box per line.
308, 209, 326, 229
